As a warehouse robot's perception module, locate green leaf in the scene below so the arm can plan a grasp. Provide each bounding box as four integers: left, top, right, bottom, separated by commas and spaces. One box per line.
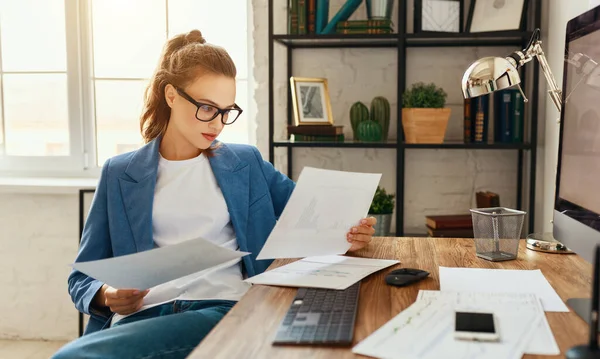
402, 82, 447, 108
369, 186, 395, 214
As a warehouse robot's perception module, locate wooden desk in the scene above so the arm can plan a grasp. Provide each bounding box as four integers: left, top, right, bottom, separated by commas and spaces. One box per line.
188, 237, 592, 359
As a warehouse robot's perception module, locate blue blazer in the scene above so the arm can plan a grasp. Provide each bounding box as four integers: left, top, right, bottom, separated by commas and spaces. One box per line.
69, 137, 295, 334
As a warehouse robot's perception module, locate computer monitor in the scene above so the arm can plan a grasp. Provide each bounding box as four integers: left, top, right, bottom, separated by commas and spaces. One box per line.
553, 5, 600, 325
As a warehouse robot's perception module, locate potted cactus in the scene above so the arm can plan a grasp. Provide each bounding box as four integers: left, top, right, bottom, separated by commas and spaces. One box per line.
401, 82, 450, 143
368, 186, 395, 236
349, 96, 391, 142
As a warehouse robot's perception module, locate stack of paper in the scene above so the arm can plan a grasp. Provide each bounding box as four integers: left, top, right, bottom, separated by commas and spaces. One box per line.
352, 291, 560, 359
245, 255, 399, 290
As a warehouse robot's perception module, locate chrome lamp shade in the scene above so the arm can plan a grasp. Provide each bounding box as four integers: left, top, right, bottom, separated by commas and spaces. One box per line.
461, 56, 521, 99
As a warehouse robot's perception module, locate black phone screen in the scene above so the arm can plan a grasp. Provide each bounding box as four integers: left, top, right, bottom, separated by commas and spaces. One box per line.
455, 312, 496, 333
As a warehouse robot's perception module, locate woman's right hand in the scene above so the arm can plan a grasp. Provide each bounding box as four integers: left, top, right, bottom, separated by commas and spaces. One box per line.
95, 284, 150, 315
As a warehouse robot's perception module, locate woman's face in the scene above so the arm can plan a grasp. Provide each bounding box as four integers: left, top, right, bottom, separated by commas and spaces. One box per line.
165, 72, 237, 150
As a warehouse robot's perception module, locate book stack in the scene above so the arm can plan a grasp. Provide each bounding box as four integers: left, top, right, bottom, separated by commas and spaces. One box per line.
463, 88, 525, 144
287, 125, 345, 142
425, 214, 474, 238
335, 19, 393, 35
288, 0, 394, 35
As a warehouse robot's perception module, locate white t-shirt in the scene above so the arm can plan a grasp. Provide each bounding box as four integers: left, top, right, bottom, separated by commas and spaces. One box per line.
111, 151, 250, 325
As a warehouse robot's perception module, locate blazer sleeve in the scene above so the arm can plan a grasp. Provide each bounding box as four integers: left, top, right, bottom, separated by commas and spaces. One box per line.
68, 158, 114, 320
252, 147, 295, 218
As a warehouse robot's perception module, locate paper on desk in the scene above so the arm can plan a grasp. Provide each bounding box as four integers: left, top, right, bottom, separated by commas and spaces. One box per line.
352, 293, 537, 359
245, 255, 398, 290
256, 167, 381, 260
416, 290, 560, 356
439, 267, 569, 312
72, 237, 250, 290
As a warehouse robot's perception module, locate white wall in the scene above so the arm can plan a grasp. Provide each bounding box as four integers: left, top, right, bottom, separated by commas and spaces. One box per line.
0, 193, 80, 341
542, 0, 596, 233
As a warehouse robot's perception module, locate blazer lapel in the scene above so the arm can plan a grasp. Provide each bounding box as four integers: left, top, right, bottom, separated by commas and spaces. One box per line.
209, 143, 250, 250
118, 138, 161, 252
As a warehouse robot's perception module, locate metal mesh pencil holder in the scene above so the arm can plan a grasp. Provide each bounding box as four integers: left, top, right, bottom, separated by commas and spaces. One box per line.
469, 207, 526, 262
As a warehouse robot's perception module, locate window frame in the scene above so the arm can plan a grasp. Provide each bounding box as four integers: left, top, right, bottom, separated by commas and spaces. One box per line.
0, 0, 253, 180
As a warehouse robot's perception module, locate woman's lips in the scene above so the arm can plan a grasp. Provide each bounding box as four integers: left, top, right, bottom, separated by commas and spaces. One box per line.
202, 133, 216, 141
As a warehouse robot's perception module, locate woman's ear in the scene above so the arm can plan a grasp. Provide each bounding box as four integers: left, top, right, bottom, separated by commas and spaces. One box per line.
165, 84, 177, 108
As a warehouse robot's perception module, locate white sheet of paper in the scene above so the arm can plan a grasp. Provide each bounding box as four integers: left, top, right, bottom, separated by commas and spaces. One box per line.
352, 294, 536, 359
256, 167, 381, 259
245, 255, 398, 290
439, 267, 569, 312
72, 237, 250, 290
416, 290, 560, 356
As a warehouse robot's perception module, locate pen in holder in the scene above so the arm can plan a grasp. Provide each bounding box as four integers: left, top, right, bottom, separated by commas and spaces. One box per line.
470, 207, 526, 262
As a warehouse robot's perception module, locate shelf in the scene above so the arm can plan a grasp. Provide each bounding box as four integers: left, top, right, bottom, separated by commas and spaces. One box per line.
272, 31, 532, 49
273, 140, 531, 150
273, 34, 399, 48
405, 30, 532, 47
273, 140, 397, 148
404, 142, 532, 149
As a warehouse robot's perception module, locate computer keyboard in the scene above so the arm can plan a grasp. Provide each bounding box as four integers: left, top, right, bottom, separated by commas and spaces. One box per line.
272, 282, 360, 346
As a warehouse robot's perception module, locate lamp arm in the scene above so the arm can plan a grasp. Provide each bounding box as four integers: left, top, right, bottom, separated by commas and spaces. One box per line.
506, 32, 563, 113
531, 42, 563, 113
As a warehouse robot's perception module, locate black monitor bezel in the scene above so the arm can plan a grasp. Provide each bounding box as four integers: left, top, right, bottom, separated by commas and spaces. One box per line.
554, 6, 600, 229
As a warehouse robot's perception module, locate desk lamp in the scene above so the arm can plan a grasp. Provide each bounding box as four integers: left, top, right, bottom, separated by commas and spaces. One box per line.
461, 28, 599, 254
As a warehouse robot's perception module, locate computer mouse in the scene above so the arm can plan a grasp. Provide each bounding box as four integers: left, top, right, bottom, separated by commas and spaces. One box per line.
385, 268, 430, 287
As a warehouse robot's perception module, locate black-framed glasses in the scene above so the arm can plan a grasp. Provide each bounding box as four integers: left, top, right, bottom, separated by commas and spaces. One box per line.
175, 87, 243, 125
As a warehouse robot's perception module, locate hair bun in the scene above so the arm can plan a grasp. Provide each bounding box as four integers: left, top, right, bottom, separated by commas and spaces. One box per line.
185, 30, 206, 45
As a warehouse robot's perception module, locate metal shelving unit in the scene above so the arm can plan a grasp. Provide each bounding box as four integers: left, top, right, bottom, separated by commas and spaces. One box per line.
267, 0, 542, 235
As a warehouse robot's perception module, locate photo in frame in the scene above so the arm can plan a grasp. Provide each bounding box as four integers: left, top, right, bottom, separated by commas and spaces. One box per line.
466, 0, 529, 33
414, 0, 463, 33
290, 77, 333, 126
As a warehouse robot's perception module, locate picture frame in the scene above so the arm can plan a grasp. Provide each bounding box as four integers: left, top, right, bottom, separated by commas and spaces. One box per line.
414, 0, 463, 33
465, 0, 529, 33
290, 77, 333, 126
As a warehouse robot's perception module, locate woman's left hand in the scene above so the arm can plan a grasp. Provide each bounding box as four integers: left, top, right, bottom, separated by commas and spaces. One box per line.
346, 217, 377, 252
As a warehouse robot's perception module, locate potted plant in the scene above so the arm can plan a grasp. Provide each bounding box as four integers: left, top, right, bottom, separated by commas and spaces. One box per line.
401, 82, 450, 143
368, 186, 395, 236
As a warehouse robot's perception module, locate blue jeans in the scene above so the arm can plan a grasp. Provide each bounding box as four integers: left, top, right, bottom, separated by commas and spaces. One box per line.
52, 299, 236, 359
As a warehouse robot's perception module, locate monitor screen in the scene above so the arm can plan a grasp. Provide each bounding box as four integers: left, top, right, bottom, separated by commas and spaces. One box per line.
555, 18, 600, 232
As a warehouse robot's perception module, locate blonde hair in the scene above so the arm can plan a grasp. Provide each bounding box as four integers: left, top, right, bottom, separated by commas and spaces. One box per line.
140, 29, 237, 154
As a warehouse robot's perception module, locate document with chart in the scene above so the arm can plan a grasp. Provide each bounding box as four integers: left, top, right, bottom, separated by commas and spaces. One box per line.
256, 167, 382, 260
245, 255, 398, 290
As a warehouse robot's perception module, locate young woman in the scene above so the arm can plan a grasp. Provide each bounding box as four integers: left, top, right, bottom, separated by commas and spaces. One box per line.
52, 29, 376, 359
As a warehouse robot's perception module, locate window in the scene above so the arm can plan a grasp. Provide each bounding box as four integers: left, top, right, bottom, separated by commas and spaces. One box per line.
0, 0, 252, 175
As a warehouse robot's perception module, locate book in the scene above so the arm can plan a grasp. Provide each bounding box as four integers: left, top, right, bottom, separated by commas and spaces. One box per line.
293, 134, 345, 142
464, 98, 472, 143
471, 94, 489, 143
476, 191, 500, 208
425, 214, 473, 230
288, 125, 344, 136
288, 0, 298, 35
427, 226, 474, 238
321, 0, 363, 34
298, 0, 307, 34
307, 0, 316, 34
512, 90, 524, 143
336, 19, 393, 29
335, 28, 393, 34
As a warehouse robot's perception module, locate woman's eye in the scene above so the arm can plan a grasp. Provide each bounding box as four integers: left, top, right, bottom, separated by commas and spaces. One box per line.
200, 105, 213, 112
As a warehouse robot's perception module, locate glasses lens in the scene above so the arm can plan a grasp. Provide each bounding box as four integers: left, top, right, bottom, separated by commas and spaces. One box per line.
223, 109, 242, 125
196, 104, 219, 121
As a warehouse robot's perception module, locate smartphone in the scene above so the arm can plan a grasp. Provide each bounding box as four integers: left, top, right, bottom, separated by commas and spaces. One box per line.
454, 311, 499, 342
